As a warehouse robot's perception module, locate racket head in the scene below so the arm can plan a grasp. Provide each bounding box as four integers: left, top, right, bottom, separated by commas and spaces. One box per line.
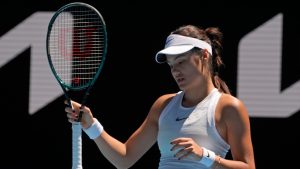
46, 2, 107, 91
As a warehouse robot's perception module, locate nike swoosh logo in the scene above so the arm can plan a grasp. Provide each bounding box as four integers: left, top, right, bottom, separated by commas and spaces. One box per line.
175, 117, 188, 121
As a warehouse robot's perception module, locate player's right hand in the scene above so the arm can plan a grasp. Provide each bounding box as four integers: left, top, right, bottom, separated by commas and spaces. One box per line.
64, 100, 95, 129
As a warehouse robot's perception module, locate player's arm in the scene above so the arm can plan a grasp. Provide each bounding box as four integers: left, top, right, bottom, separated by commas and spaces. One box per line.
89, 94, 174, 169
214, 94, 256, 169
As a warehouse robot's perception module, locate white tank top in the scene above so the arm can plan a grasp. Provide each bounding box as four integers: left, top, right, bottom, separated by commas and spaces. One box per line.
157, 88, 230, 169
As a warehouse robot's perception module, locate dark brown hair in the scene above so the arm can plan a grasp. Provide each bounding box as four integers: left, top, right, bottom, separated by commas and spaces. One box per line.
171, 25, 231, 94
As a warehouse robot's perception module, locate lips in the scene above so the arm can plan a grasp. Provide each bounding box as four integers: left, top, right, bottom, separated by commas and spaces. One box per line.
176, 77, 184, 84
173, 72, 185, 84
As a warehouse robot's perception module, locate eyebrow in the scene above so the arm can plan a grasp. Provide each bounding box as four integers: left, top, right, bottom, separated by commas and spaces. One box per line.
166, 54, 183, 64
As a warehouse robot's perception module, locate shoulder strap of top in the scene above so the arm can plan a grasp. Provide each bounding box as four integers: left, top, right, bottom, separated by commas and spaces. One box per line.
158, 91, 183, 126
207, 89, 222, 127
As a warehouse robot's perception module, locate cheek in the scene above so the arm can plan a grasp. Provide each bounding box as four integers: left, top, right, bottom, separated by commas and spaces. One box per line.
192, 60, 204, 74
182, 66, 197, 77
193, 56, 206, 72
189, 66, 204, 78
185, 61, 199, 71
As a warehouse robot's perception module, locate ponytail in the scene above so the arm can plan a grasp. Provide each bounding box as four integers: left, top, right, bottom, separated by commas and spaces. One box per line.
205, 27, 231, 94
213, 72, 231, 94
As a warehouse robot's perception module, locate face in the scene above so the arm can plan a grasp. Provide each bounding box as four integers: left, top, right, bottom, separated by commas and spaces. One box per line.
166, 51, 203, 90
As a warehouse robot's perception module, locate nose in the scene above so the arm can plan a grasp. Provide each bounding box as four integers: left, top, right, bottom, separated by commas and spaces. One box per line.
171, 68, 181, 77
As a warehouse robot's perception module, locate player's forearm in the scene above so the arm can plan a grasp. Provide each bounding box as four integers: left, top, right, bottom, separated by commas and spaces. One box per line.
94, 131, 134, 169
213, 156, 255, 169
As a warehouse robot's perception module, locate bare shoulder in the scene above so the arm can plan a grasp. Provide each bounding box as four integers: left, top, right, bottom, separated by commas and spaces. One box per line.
218, 93, 249, 122
147, 93, 177, 121
219, 93, 244, 108
152, 93, 177, 112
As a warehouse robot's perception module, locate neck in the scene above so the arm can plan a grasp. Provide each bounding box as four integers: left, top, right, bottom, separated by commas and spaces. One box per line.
182, 79, 215, 107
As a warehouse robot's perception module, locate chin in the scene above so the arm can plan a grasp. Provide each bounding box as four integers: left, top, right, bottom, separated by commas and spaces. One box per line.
178, 84, 187, 91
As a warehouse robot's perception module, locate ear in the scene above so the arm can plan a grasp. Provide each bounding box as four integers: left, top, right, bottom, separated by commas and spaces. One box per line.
202, 49, 210, 60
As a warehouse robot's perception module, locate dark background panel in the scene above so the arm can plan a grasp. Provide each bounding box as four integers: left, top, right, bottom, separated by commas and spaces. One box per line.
0, 1, 299, 169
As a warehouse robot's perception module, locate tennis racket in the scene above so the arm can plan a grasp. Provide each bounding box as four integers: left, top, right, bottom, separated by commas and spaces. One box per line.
46, 2, 107, 169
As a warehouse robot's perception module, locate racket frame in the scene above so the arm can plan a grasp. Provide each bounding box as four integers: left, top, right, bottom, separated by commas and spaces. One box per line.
46, 2, 108, 169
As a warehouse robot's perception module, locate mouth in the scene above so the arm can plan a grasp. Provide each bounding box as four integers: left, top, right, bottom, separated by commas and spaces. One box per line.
176, 77, 184, 84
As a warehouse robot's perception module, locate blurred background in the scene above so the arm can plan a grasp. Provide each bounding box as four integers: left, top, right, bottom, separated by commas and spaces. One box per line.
1, 1, 299, 168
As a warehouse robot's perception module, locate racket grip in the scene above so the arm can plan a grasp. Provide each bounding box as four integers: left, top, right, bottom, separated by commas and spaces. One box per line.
77, 111, 83, 122
65, 99, 82, 122
77, 104, 85, 122
72, 122, 83, 169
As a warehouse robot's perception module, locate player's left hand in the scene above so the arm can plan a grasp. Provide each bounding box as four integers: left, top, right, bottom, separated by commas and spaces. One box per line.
170, 137, 204, 161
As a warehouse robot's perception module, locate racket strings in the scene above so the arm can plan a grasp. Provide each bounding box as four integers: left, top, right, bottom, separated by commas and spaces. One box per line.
49, 5, 106, 89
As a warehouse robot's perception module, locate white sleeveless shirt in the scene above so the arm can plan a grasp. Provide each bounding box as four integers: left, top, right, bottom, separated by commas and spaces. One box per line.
157, 88, 230, 169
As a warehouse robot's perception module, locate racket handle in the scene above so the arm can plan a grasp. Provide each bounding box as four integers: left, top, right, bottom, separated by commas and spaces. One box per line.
77, 111, 83, 122
77, 104, 85, 122
67, 99, 83, 123
72, 122, 83, 169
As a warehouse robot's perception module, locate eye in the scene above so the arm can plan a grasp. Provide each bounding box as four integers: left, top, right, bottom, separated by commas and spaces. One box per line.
177, 59, 185, 65
167, 63, 173, 69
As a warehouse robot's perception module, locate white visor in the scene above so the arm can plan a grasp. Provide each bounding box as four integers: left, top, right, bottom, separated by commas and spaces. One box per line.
155, 34, 212, 63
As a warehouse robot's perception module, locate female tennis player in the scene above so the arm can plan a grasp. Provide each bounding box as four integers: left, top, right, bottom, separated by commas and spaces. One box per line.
65, 25, 256, 169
